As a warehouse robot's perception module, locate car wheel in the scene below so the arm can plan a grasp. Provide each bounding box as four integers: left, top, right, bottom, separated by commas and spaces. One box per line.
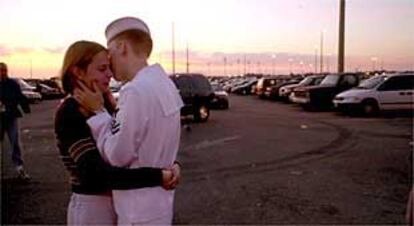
222, 102, 229, 109
361, 99, 379, 116
194, 105, 210, 122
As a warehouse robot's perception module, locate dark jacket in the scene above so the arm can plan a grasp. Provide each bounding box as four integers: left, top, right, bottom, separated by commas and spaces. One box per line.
0, 78, 31, 119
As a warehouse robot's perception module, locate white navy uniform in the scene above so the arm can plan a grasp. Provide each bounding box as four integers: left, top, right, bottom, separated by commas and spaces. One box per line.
87, 64, 183, 224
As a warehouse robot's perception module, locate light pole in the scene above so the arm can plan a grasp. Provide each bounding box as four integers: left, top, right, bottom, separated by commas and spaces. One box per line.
320, 30, 326, 73
314, 45, 318, 74
338, 0, 346, 73
237, 58, 241, 75
171, 22, 176, 75
327, 53, 331, 73
271, 54, 276, 75
288, 58, 293, 74
243, 55, 247, 75
223, 57, 227, 76
207, 62, 211, 76
186, 41, 189, 74
371, 57, 378, 71
299, 61, 304, 74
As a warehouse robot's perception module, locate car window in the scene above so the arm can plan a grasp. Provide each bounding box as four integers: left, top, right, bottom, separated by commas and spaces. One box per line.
299, 77, 313, 86
313, 77, 324, 85
173, 76, 193, 93
378, 75, 414, 91
320, 75, 339, 86
339, 75, 358, 87
358, 76, 387, 89
191, 75, 213, 93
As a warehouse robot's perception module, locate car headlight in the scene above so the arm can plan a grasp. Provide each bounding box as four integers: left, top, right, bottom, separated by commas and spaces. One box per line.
349, 96, 361, 102
336, 96, 360, 102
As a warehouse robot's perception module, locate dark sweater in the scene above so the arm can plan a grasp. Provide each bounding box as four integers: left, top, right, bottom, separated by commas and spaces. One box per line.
0, 78, 30, 119
54, 97, 162, 195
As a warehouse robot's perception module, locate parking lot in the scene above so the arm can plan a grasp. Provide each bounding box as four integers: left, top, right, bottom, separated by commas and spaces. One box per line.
2, 94, 412, 224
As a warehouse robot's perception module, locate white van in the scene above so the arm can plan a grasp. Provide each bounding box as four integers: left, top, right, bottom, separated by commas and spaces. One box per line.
333, 73, 414, 115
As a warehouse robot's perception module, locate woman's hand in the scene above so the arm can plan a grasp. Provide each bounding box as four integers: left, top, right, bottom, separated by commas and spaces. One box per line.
103, 89, 117, 112
161, 162, 181, 190
74, 82, 104, 114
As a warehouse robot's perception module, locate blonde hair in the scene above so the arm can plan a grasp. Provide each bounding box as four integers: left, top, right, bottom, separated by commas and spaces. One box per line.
61, 41, 106, 94
113, 29, 153, 57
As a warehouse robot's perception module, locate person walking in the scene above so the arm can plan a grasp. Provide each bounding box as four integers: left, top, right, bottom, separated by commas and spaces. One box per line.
75, 17, 184, 225
0, 62, 31, 180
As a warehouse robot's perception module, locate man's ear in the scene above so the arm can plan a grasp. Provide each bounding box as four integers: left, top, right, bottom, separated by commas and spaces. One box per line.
117, 40, 128, 56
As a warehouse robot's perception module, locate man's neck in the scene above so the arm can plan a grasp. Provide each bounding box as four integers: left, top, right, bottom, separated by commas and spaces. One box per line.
126, 57, 148, 81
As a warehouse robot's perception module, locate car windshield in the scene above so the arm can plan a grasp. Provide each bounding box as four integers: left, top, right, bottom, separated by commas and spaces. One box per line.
357, 76, 387, 89
212, 84, 224, 92
39, 84, 54, 91
299, 77, 314, 86
17, 79, 35, 91
320, 75, 339, 86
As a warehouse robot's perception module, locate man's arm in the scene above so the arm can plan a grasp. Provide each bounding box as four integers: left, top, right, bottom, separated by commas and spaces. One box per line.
87, 90, 148, 167
15, 80, 30, 114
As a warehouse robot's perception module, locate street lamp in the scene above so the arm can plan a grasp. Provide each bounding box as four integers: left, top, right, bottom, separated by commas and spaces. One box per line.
320, 29, 327, 73
288, 58, 293, 74
314, 45, 318, 74
271, 54, 276, 75
371, 57, 378, 72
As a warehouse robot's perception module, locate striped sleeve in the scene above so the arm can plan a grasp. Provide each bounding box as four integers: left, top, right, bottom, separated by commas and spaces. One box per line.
68, 137, 97, 163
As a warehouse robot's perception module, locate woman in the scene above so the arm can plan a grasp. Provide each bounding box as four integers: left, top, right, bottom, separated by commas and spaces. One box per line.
55, 40, 178, 225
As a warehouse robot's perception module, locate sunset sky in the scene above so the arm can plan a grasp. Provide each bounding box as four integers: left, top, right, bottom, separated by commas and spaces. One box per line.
0, 0, 413, 78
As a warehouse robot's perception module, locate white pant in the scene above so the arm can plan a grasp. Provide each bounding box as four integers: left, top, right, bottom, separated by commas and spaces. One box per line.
67, 193, 116, 225
117, 215, 172, 226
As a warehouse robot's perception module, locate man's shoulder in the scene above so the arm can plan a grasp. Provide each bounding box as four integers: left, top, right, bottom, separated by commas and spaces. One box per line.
6, 78, 20, 87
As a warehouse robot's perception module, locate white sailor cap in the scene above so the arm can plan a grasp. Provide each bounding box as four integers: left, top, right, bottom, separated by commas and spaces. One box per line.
105, 16, 151, 43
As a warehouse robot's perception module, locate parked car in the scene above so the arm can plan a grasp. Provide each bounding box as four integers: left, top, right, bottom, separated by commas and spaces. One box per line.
334, 73, 414, 116
211, 84, 229, 109
35, 83, 64, 99
16, 78, 42, 103
291, 73, 360, 110
280, 75, 325, 102
264, 79, 302, 100
171, 73, 214, 122
232, 79, 257, 95
255, 77, 278, 98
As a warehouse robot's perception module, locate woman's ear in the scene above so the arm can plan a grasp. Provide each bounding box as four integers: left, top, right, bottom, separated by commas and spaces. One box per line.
71, 66, 84, 80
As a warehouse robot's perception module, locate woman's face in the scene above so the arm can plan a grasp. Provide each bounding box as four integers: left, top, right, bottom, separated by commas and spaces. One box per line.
80, 50, 113, 92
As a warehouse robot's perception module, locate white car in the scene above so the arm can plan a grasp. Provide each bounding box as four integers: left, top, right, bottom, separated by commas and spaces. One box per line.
333, 73, 414, 115
16, 78, 42, 103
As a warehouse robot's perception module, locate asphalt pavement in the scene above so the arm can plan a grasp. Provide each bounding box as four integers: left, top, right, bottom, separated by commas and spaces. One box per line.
1, 95, 412, 224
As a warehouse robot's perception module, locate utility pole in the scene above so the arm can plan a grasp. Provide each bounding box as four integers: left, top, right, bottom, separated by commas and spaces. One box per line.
223, 56, 227, 76
30, 59, 33, 79
320, 31, 324, 73
207, 62, 211, 76
314, 46, 318, 74
236, 58, 241, 75
172, 22, 176, 75
338, 0, 346, 73
243, 55, 247, 75
186, 41, 189, 74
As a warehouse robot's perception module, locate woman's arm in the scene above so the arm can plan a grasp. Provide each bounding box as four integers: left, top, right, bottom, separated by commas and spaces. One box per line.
56, 100, 167, 190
